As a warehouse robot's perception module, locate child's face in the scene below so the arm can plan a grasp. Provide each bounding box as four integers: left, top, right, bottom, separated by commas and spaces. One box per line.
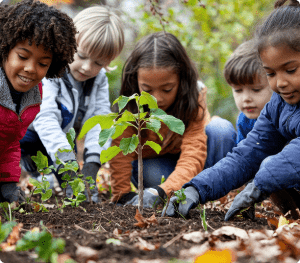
69, 42, 107, 82
231, 76, 272, 119
137, 67, 179, 112
3, 40, 52, 92
260, 45, 300, 105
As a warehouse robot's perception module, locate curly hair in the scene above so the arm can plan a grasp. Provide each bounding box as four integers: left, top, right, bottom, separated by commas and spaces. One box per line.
0, 0, 77, 78
256, 0, 300, 55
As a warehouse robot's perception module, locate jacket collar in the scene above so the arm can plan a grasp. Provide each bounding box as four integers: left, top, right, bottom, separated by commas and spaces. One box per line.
0, 68, 42, 113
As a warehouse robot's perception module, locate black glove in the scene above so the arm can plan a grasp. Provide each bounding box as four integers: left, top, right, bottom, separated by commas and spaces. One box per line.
225, 181, 268, 221
116, 192, 138, 205
81, 162, 100, 203
162, 186, 199, 217
0, 182, 25, 203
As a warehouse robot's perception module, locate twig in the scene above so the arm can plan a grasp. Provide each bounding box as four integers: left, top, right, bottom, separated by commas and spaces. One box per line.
162, 232, 184, 248
161, 192, 173, 218
74, 224, 97, 235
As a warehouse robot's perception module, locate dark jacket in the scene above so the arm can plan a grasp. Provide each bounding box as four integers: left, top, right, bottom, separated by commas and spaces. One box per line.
184, 92, 300, 203
236, 112, 256, 144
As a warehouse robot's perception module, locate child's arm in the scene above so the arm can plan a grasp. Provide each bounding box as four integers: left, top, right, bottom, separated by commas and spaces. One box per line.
236, 112, 256, 144
32, 78, 75, 165
82, 71, 112, 165
183, 99, 287, 204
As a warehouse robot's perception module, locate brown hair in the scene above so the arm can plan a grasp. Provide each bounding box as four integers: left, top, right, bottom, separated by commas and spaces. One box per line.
224, 39, 265, 86
120, 32, 204, 127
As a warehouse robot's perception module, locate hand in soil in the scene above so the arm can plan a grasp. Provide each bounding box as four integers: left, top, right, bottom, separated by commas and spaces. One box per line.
125, 188, 161, 208
225, 181, 267, 221
163, 186, 200, 217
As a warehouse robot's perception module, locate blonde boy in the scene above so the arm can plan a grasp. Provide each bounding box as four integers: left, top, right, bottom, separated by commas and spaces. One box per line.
224, 39, 273, 144
20, 6, 124, 203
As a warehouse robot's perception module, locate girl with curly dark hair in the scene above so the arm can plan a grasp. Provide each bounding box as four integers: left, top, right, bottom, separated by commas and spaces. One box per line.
0, 0, 77, 203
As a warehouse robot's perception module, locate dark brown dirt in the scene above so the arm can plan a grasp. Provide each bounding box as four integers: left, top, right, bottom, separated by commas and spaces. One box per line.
0, 199, 271, 263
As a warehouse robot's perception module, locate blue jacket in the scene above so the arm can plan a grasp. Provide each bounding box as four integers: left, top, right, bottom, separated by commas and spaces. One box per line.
236, 112, 256, 144
184, 92, 300, 204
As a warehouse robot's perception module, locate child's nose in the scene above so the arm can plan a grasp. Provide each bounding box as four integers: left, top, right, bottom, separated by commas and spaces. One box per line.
81, 60, 92, 71
243, 92, 252, 102
276, 77, 288, 89
24, 61, 36, 73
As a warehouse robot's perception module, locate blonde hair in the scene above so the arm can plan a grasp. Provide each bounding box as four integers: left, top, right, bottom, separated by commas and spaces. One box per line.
224, 39, 266, 86
73, 5, 124, 64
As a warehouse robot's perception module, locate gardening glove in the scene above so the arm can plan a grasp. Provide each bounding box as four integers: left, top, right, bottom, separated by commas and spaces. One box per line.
81, 162, 100, 203
163, 186, 199, 217
57, 160, 77, 198
225, 181, 268, 221
0, 182, 25, 203
116, 192, 138, 206
125, 186, 166, 208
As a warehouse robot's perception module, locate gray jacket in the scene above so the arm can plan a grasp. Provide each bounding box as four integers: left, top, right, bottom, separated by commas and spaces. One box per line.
29, 69, 111, 167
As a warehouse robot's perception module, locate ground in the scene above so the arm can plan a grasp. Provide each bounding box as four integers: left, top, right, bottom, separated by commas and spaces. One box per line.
0, 140, 299, 263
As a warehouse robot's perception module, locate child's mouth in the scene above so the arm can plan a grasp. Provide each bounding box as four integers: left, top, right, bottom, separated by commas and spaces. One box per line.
280, 92, 294, 99
244, 107, 256, 112
18, 75, 33, 84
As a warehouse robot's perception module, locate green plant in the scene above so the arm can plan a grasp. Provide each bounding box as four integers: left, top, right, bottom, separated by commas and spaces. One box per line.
174, 189, 187, 205
197, 204, 207, 231
79, 92, 185, 214
0, 202, 13, 222
0, 220, 17, 244
16, 221, 65, 263
161, 175, 165, 184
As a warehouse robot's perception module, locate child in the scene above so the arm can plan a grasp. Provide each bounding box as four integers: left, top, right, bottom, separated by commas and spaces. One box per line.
20, 5, 124, 203
164, 0, 300, 220
224, 39, 273, 144
110, 32, 237, 207
0, 0, 76, 203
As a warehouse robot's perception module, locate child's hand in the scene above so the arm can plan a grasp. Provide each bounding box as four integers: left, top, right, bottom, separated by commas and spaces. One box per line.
162, 186, 199, 217
125, 187, 165, 208
224, 181, 268, 221
0, 183, 25, 203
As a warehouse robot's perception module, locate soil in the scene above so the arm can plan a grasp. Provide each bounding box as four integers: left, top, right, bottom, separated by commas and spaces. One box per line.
0, 198, 272, 263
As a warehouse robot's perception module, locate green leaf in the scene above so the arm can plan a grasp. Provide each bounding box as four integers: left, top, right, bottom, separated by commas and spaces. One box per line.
111, 123, 131, 140
58, 148, 72, 153
151, 109, 185, 135
61, 174, 71, 181
41, 180, 50, 190
146, 118, 161, 133
42, 168, 52, 175
119, 135, 139, 155
99, 127, 116, 147
113, 94, 137, 111
69, 178, 85, 196
78, 113, 118, 139
78, 173, 84, 178
100, 146, 122, 164
0, 221, 17, 243
140, 91, 158, 109
29, 178, 42, 189
31, 151, 48, 171
61, 182, 67, 189
58, 162, 78, 174
144, 141, 161, 154
116, 110, 136, 123
66, 128, 76, 150
90, 185, 96, 190
33, 189, 43, 195
41, 189, 52, 201
85, 176, 92, 180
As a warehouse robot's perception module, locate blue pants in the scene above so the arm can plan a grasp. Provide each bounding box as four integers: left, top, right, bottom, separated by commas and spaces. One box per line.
19, 129, 77, 186
131, 117, 237, 188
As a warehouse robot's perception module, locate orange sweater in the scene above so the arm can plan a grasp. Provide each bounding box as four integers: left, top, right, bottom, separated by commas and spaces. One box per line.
110, 87, 211, 202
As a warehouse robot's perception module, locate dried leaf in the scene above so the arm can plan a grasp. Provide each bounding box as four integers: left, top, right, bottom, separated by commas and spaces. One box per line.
113, 228, 122, 236
134, 209, 158, 228
267, 217, 279, 230
212, 226, 249, 240
278, 216, 289, 228
194, 249, 236, 263
182, 231, 208, 243
75, 243, 98, 262
135, 237, 159, 251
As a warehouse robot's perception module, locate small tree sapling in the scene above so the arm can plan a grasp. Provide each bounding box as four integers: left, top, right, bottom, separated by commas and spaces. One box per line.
79, 92, 185, 214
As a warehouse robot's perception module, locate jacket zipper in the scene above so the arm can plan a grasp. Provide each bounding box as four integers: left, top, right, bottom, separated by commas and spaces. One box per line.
18, 103, 41, 122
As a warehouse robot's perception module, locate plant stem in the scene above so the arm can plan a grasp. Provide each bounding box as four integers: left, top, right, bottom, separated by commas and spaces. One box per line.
85, 181, 92, 205
8, 203, 11, 222
137, 102, 144, 215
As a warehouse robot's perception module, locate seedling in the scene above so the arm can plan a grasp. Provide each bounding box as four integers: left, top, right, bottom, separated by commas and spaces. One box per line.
79, 92, 185, 214
16, 221, 65, 263
0, 219, 17, 244
197, 204, 207, 231
0, 202, 13, 222
174, 189, 187, 205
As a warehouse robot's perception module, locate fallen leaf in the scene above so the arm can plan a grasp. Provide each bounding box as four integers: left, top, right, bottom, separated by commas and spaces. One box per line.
278, 216, 289, 228
135, 237, 159, 251
0, 223, 23, 251
212, 226, 249, 241
134, 209, 158, 228
194, 249, 236, 263
113, 228, 122, 236
182, 231, 208, 243
75, 243, 98, 263
57, 253, 73, 263
267, 217, 279, 230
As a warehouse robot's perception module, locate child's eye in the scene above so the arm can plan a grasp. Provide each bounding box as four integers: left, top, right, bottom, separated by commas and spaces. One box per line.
233, 89, 242, 93
18, 55, 26, 60
266, 72, 275, 77
77, 54, 86, 60
253, 89, 261, 93
95, 62, 102, 67
164, 89, 172, 93
39, 63, 48, 67
287, 68, 296, 74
